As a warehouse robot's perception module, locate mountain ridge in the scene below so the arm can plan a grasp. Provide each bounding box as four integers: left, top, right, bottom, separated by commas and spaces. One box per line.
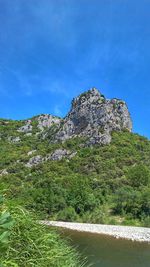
0, 87, 132, 146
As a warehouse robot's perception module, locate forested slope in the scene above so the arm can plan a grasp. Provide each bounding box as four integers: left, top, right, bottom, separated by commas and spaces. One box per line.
0, 89, 150, 266
0, 117, 149, 226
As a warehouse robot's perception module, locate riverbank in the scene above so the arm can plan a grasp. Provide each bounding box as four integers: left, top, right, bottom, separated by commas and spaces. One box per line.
41, 221, 150, 243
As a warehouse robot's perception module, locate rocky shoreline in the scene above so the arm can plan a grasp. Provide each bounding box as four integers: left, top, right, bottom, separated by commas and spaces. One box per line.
41, 221, 150, 243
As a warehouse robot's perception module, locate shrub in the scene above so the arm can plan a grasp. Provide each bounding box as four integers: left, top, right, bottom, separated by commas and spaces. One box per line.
57, 207, 78, 222
127, 164, 150, 188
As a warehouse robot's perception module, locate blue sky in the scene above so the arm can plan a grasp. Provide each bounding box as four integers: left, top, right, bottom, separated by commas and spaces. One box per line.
0, 0, 150, 138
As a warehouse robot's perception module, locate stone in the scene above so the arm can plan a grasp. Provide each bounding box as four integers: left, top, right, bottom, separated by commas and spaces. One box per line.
18, 120, 32, 133
36, 114, 61, 131
54, 88, 132, 145
25, 133, 32, 136
25, 155, 43, 168
25, 149, 77, 167
46, 149, 77, 161
15, 87, 132, 147
8, 136, 21, 143
27, 150, 37, 156
0, 169, 8, 176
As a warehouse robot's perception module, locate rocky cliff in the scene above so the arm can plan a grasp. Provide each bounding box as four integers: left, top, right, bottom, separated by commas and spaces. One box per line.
3, 87, 132, 146
55, 88, 132, 145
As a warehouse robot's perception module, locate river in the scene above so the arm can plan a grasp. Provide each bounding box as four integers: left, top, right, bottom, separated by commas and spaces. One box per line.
60, 229, 150, 267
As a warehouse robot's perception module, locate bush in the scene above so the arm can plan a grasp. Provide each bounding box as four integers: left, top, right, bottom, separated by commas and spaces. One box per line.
127, 165, 150, 188
57, 207, 78, 222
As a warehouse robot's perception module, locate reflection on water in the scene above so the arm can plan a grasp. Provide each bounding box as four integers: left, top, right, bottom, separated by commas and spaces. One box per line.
60, 229, 150, 267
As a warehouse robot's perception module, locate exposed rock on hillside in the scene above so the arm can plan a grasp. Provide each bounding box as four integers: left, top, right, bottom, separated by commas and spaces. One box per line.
36, 114, 61, 131
0, 169, 8, 176
17, 115, 61, 134
25, 155, 43, 168
25, 149, 77, 167
27, 150, 37, 156
18, 120, 32, 133
45, 149, 77, 161
6, 88, 132, 146
8, 136, 21, 143
55, 88, 132, 145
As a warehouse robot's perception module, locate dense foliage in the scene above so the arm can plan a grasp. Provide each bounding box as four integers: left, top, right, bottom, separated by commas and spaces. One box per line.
0, 194, 83, 267
0, 118, 150, 228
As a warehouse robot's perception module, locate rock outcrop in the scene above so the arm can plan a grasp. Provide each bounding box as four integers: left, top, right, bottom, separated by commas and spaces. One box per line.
36, 114, 61, 131
45, 149, 77, 161
17, 115, 61, 134
18, 120, 32, 133
27, 150, 37, 156
54, 88, 132, 145
8, 136, 21, 143
25, 149, 77, 167
0, 169, 8, 176
15, 87, 132, 146
25, 155, 43, 168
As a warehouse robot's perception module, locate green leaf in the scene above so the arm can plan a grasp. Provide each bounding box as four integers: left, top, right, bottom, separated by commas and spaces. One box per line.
0, 219, 14, 229
0, 212, 11, 225
0, 231, 10, 243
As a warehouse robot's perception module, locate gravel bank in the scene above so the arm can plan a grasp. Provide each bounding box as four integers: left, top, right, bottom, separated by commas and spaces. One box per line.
41, 221, 150, 243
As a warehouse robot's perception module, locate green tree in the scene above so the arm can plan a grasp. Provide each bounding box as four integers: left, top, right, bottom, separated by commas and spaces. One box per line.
127, 165, 150, 187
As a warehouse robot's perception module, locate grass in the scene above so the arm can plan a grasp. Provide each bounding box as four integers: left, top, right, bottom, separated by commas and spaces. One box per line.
0, 201, 85, 267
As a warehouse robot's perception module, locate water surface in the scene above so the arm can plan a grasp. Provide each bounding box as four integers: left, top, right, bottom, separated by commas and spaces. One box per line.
60, 229, 150, 267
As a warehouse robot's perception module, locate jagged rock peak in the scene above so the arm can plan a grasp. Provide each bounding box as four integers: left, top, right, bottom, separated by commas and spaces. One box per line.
55, 88, 132, 145
15, 87, 132, 147
72, 87, 102, 107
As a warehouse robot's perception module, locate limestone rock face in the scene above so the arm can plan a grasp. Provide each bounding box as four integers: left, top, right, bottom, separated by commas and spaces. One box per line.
15, 87, 132, 146
46, 149, 77, 161
25, 155, 43, 168
55, 88, 132, 145
25, 149, 77, 168
17, 115, 61, 134
36, 114, 61, 131
18, 120, 32, 133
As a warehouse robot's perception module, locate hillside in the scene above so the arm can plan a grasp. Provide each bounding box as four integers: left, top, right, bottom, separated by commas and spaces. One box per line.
0, 88, 150, 228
